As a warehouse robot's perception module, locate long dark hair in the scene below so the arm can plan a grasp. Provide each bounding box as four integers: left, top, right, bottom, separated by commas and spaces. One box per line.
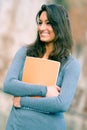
27, 4, 73, 62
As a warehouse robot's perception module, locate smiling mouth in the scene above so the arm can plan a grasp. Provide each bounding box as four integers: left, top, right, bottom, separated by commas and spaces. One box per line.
40, 32, 50, 37
41, 33, 49, 36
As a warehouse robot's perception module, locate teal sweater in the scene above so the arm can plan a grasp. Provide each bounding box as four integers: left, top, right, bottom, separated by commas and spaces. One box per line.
3, 46, 81, 130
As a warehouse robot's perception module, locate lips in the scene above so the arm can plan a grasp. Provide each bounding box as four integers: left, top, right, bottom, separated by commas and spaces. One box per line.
39, 31, 49, 37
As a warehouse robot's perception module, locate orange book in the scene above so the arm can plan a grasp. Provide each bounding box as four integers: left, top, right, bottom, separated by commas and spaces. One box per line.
22, 56, 60, 86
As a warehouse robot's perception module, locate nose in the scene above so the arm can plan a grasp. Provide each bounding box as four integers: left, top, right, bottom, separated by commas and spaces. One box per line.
39, 23, 47, 30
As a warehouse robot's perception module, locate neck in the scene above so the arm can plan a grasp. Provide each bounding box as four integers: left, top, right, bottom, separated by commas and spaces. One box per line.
43, 43, 53, 59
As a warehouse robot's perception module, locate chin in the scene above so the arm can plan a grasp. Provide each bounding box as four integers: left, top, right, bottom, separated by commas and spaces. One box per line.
40, 38, 50, 43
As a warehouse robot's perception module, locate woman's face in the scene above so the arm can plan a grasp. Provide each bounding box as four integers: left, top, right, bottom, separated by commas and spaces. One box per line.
37, 11, 55, 44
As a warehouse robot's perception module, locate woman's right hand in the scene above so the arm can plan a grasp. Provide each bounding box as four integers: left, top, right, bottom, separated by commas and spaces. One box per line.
46, 86, 60, 97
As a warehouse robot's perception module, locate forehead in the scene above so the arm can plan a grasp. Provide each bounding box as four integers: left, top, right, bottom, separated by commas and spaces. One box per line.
39, 11, 48, 20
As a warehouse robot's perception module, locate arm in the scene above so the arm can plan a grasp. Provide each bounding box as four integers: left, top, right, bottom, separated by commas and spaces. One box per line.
19, 58, 81, 113
3, 47, 47, 97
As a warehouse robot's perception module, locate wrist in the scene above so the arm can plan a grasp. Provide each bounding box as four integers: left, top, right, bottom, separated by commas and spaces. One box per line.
41, 86, 47, 97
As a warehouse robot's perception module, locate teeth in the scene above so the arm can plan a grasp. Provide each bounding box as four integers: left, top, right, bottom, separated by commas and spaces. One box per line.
41, 32, 49, 35
41, 34, 49, 36
41, 31, 49, 34
42, 33, 48, 34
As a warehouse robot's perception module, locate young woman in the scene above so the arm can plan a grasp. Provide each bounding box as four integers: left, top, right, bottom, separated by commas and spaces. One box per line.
3, 4, 81, 130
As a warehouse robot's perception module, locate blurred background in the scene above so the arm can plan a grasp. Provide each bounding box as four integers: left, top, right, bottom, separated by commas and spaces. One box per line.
0, 0, 87, 130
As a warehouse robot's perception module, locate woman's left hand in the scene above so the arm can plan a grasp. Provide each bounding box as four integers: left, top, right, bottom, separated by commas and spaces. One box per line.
13, 97, 21, 108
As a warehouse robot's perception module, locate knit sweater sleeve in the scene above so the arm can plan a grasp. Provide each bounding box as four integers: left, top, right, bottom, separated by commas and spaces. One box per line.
20, 58, 81, 113
3, 47, 47, 97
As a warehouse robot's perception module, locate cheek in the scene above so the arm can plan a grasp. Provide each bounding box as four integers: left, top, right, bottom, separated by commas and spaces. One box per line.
51, 31, 55, 39
37, 24, 42, 29
37, 26, 39, 31
37, 27, 40, 35
37, 25, 40, 31
50, 27, 55, 36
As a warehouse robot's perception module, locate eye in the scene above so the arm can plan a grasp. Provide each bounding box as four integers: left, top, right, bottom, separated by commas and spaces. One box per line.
37, 21, 42, 25
46, 21, 51, 25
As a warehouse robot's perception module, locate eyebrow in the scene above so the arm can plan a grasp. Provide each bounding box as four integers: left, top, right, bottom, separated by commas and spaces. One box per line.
38, 19, 49, 22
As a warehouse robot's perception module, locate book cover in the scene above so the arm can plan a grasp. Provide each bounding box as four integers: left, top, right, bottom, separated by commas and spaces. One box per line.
22, 56, 60, 86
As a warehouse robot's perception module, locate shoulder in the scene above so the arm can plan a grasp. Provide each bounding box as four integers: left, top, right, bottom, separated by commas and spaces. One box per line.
68, 55, 80, 69
66, 55, 80, 68
14, 46, 27, 60
15, 46, 27, 56
61, 55, 81, 74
